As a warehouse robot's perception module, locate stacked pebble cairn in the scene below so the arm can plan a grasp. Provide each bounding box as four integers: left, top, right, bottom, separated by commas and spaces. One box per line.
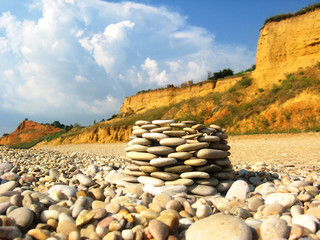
123, 120, 233, 196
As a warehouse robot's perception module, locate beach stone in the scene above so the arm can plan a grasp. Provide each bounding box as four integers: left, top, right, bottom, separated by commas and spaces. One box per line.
152, 120, 174, 125
8, 207, 34, 230
0, 202, 11, 214
1, 172, 19, 181
213, 158, 231, 166
165, 179, 194, 186
126, 152, 157, 161
123, 169, 148, 177
132, 129, 149, 137
170, 123, 187, 128
198, 136, 220, 142
28, 229, 52, 240
77, 174, 95, 187
216, 180, 233, 192
76, 210, 95, 226
186, 213, 252, 240
40, 210, 60, 223
97, 216, 115, 228
139, 166, 159, 173
150, 127, 172, 133
105, 202, 121, 214
141, 124, 159, 130
182, 133, 203, 139
196, 205, 211, 219
162, 130, 186, 137
160, 138, 186, 146
122, 229, 134, 240
148, 219, 169, 240
129, 138, 152, 146
260, 217, 289, 240
292, 214, 316, 233
226, 180, 250, 201
195, 149, 229, 159
0, 226, 22, 239
180, 171, 210, 179
125, 144, 148, 152
0, 163, 14, 172
147, 146, 175, 156
72, 196, 90, 218
248, 197, 264, 212
142, 133, 168, 141
195, 177, 219, 186
184, 158, 207, 166
150, 158, 177, 167
212, 171, 234, 180
196, 163, 222, 172
153, 193, 172, 207
168, 152, 193, 160
151, 172, 180, 181
210, 142, 231, 151
164, 165, 193, 173
135, 120, 151, 126
191, 123, 205, 130
138, 176, 164, 187
265, 193, 296, 208
158, 212, 179, 233
306, 207, 320, 220
141, 209, 160, 220
0, 181, 17, 194
176, 143, 209, 152
188, 184, 216, 196
263, 203, 285, 216
57, 220, 78, 236
291, 205, 303, 217
48, 185, 77, 198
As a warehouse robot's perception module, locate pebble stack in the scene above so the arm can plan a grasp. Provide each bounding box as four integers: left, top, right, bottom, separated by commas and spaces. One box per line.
123, 120, 233, 196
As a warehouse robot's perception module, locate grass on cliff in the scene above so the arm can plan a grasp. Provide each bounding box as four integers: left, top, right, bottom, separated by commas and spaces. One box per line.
264, 3, 320, 26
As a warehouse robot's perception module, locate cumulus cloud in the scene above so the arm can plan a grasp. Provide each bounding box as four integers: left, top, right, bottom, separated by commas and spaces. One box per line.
0, 0, 255, 129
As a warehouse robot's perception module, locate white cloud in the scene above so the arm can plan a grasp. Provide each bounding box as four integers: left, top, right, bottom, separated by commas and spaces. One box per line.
0, 0, 255, 130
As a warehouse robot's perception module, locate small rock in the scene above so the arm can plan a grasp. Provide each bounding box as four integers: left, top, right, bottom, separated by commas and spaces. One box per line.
260, 217, 289, 240
148, 219, 169, 240
226, 180, 250, 201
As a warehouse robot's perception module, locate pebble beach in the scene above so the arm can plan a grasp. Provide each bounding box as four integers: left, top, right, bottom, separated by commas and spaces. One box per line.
0, 131, 320, 240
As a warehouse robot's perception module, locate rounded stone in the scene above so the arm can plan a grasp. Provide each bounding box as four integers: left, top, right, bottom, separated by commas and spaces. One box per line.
162, 130, 186, 137
168, 152, 193, 160
265, 193, 297, 208
170, 123, 187, 128
292, 214, 316, 233
212, 171, 234, 180
135, 120, 151, 126
248, 197, 264, 212
125, 144, 148, 152
138, 176, 165, 187
0, 181, 18, 194
195, 149, 229, 159
260, 217, 289, 240
57, 220, 78, 236
147, 146, 175, 156
191, 124, 205, 130
150, 127, 172, 133
77, 174, 95, 187
148, 219, 169, 240
152, 120, 174, 125
150, 158, 177, 167
139, 166, 160, 173
198, 136, 220, 142
196, 205, 211, 219
142, 132, 169, 141
195, 177, 219, 186
184, 158, 207, 166
196, 163, 222, 172
216, 180, 234, 192
306, 207, 320, 220
48, 185, 77, 198
188, 184, 217, 196
165, 179, 194, 186
7, 207, 34, 230
186, 213, 252, 240
140, 209, 160, 220
213, 158, 231, 166
183, 127, 197, 134
176, 143, 209, 152
132, 129, 149, 137
0, 163, 14, 172
263, 203, 285, 216
226, 180, 250, 201
150, 172, 180, 181
126, 152, 157, 161
180, 171, 210, 179
157, 212, 179, 233
164, 165, 193, 173
0, 226, 22, 239
141, 124, 159, 130
128, 138, 152, 146
159, 138, 186, 146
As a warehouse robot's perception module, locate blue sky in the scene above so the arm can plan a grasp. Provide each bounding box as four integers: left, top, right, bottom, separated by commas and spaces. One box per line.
0, 0, 318, 136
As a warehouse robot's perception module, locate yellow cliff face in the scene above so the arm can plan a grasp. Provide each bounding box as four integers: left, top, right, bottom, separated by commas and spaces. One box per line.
253, 9, 320, 89
120, 75, 244, 115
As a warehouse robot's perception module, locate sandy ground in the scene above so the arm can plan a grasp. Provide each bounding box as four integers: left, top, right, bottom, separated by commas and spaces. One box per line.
38, 132, 320, 168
